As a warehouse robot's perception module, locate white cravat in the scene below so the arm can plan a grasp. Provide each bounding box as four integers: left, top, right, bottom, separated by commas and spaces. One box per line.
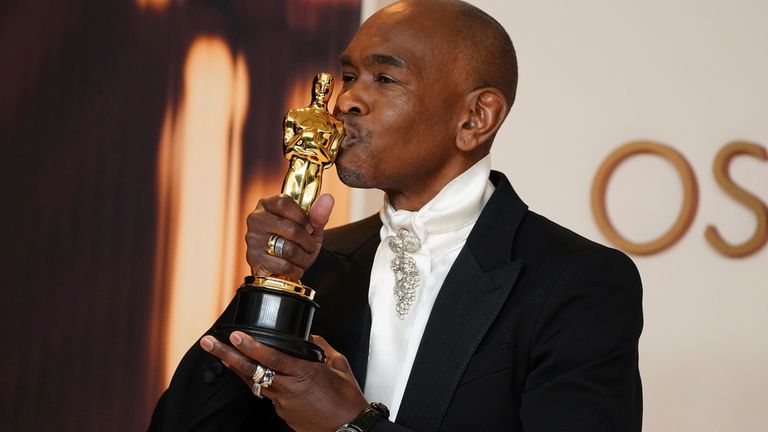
363, 155, 494, 420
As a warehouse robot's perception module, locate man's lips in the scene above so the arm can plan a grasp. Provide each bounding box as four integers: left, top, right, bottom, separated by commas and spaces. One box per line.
342, 135, 361, 147
341, 127, 362, 148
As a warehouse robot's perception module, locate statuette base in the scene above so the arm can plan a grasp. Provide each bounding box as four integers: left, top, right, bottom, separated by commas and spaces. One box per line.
213, 276, 325, 362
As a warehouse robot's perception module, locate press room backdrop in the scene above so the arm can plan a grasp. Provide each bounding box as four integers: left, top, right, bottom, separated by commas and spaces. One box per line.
357, 1, 767, 431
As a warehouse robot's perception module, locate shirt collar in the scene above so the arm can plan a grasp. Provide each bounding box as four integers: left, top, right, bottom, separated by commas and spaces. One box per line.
380, 154, 493, 241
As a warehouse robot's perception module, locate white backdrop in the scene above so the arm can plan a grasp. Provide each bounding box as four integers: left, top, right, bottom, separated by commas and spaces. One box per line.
356, 1, 768, 430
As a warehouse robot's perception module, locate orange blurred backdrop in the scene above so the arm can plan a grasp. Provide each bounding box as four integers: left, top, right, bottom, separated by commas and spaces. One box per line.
0, 0, 360, 430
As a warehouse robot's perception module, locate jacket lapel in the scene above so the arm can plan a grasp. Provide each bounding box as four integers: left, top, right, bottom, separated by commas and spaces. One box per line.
313, 214, 382, 386
396, 172, 527, 431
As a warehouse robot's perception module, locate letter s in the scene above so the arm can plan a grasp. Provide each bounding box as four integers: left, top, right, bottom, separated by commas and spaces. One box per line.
705, 141, 768, 258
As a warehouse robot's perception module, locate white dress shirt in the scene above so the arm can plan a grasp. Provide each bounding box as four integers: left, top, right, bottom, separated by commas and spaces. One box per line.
363, 155, 494, 420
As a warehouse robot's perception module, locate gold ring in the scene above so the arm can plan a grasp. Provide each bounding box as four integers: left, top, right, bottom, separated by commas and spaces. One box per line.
252, 364, 266, 383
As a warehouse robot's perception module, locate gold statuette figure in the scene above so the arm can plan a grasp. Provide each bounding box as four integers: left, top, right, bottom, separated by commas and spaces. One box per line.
253, 72, 344, 300
214, 73, 344, 362
281, 72, 345, 212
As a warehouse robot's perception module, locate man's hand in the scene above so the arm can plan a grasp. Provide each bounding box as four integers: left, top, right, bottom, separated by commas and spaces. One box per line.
200, 332, 369, 432
246, 193, 334, 280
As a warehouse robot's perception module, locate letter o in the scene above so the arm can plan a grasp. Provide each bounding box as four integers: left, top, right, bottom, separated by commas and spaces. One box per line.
591, 141, 699, 255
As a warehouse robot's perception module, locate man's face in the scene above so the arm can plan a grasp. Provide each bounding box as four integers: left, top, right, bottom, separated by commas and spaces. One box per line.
334, 5, 466, 201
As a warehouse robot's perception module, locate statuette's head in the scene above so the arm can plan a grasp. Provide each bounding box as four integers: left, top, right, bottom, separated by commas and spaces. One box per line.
312, 73, 334, 105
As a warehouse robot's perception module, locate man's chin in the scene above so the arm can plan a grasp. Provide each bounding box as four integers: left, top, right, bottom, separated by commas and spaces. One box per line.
336, 164, 371, 189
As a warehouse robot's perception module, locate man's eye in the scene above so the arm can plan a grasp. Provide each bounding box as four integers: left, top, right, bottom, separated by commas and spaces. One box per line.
375, 74, 396, 84
342, 74, 356, 83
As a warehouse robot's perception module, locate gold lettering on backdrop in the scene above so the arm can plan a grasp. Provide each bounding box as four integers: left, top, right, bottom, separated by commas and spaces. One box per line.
591, 141, 699, 255
705, 141, 768, 258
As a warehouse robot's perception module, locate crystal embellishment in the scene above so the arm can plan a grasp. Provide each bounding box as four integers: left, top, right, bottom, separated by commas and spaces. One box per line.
388, 228, 422, 319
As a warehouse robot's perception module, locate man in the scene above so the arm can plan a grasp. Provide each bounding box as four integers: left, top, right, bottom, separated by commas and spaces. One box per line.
150, 1, 643, 431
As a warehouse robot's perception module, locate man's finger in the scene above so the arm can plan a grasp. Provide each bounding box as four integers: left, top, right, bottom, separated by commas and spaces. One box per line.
260, 195, 309, 226
255, 215, 316, 254
311, 335, 352, 373
229, 331, 308, 377
245, 231, 315, 265
200, 335, 259, 383
308, 194, 334, 237
248, 197, 316, 253
247, 242, 312, 280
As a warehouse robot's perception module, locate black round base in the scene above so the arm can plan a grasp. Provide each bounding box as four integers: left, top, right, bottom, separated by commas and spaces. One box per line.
213, 277, 325, 363
212, 324, 325, 362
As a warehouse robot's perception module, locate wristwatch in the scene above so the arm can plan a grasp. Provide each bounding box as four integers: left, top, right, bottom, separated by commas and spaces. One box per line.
336, 402, 390, 432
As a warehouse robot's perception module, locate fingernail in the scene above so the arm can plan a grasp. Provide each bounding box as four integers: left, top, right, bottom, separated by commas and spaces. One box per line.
230, 332, 243, 345
200, 337, 214, 351
305, 224, 314, 234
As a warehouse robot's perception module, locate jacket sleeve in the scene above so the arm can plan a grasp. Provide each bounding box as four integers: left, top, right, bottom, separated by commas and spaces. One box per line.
520, 247, 643, 431
148, 297, 290, 431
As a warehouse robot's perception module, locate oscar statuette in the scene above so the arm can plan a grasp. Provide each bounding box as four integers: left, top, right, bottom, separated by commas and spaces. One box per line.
213, 73, 344, 362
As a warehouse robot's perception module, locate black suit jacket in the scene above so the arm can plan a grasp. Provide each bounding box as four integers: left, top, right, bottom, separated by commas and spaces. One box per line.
150, 171, 643, 431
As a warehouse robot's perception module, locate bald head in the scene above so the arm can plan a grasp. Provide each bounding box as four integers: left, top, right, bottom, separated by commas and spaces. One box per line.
374, 0, 518, 107
334, 0, 517, 203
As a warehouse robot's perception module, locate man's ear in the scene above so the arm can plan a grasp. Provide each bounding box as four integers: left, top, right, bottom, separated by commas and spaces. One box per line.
455, 88, 508, 152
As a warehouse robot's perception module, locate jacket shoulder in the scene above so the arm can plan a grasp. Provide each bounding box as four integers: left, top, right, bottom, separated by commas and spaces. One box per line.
515, 210, 631, 265
323, 213, 381, 256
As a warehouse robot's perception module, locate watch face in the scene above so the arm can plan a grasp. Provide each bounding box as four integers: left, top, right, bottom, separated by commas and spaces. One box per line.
371, 402, 389, 415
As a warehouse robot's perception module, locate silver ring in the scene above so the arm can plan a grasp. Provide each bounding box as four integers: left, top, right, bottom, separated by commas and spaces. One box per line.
251, 364, 266, 398
261, 368, 275, 388
266, 234, 279, 256
251, 363, 275, 397
273, 236, 286, 258
252, 381, 263, 398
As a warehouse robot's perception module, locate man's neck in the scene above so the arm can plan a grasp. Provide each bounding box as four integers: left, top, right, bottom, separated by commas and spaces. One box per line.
385, 188, 440, 212
384, 154, 490, 212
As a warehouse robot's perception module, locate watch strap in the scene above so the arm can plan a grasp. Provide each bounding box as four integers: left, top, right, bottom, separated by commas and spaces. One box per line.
337, 402, 390, 432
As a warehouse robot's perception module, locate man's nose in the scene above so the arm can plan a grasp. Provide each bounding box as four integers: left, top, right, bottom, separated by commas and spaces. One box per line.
334, 85, 369, 116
